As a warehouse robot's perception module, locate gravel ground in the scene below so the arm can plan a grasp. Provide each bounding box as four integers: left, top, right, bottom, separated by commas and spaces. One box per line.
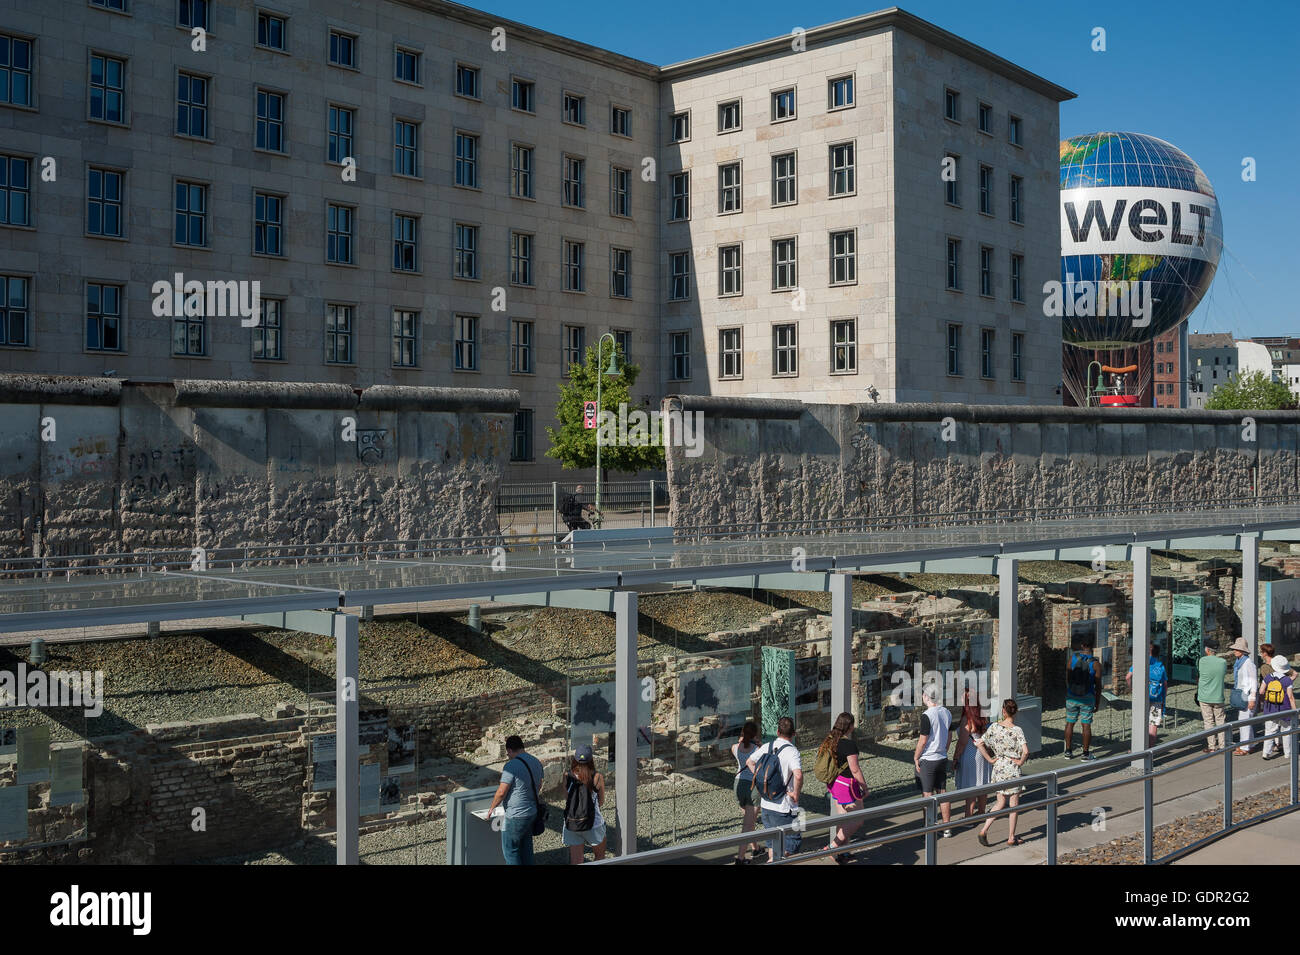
1058, 785, 1290, 865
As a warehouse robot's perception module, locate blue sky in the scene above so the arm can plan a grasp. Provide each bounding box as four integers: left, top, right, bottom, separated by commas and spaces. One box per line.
472, 0, 1299, 338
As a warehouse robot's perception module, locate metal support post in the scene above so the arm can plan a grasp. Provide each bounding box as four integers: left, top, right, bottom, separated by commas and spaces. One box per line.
830, 572, 853, 718
996, 558, 1019, 710
334, 611, 359, 865
1132, 546, 1151, 760
614, 590, 639, 857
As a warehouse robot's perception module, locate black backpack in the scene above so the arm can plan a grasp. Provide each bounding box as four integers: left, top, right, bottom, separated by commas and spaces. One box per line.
1067, 652, 1095, 698
564, 773, 597, 831
752, 743, 793, 802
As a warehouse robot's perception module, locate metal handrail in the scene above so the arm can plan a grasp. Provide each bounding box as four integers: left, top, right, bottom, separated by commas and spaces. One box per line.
596, 708, 1300, 865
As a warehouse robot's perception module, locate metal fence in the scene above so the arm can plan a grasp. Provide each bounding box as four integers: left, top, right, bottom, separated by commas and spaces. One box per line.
597, 709, 1300, 866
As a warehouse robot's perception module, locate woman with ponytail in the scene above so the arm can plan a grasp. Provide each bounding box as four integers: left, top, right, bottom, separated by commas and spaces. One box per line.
818, 711, 869, 864
731, 720, 763, 863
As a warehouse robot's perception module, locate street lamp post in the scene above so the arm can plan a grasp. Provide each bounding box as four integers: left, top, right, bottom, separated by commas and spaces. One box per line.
595, 332, 619, 523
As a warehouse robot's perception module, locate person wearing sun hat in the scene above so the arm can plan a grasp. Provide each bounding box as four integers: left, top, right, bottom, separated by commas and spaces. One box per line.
1229, 637, 1259, 755
1260, 656, 1296, 761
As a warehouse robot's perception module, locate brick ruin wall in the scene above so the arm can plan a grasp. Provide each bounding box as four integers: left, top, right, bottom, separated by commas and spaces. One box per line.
0, 375, 518, 559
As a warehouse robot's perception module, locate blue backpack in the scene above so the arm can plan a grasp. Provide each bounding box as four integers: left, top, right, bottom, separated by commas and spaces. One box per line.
751, 743, 793, 802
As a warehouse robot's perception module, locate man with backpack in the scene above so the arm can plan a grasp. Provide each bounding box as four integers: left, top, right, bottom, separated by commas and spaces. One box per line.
486, 735, 545, 865
1197, 638, 1229, 753
746, 717, 803, 862
1260, 656, 1296, 761
1125, 642, 1168, 748
1064, 636, 1102, 761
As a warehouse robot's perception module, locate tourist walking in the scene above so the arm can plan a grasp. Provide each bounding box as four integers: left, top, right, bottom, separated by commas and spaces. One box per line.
746, 716, 803, 862
913, 685, 954, 837
1124, 642, 1168, 748
486, 735, 545, 865
816, 712, 869, 864
1063, 636, 1101, 761
1230, 637, 1259, 755
953, 689, 991, 819
1197, 638, 1229, 753
562, 745, 607, 864
1261, 656, 1297, 761
731, 721, 764, 864
976, 699, 1029, 848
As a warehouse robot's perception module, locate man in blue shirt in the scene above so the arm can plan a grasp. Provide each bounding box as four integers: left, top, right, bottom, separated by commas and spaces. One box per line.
1126, 642, 1168, 748
486, 735, 544, 865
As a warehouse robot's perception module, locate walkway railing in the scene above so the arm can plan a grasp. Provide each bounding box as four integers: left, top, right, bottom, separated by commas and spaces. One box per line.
597, 710, 1300, 866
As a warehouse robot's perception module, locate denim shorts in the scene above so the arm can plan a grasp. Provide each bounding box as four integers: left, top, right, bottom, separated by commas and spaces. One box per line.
562, 821, 607, 847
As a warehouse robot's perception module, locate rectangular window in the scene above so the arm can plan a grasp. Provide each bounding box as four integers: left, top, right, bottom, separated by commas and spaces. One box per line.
669, 172, 690, 221
978, 101, 992, 133
610, 247, 631, 298
772, 152, 796, 206
454, 131, 477, 187
980, 327, 994, 378
1, 156, 32, 227
772, 237, 797, 290
85, 282, 122, 352
392, 213, 418, 272
718, 99, 741, 132
0, 34, 33, 108
718, 161, 741, 213
329, 31, 356, 69
392, 308, 418, 367
563, 155, 585, 208
1011, 332, 1024, 381
254, 191, 283, 256
510, 231, 533, 286
1009, 175, 1023, 223
563, 324, 585, 368
979, 164, 993, 215
611, 105, 630, 137
771, 88, 795, 121
563, 91, 585, 125
719, 327, 742, 379
831, 318, 857, 374
394, 47, 420, 85
830, 229, 856, 285
563, 240, 585, 292
611, 165, 631, 217
256, 89, 285, 152
328, 105, 353, 163
670, 111, 690, 143
455, 64, 480, 98
173, 311, 205, 356
979, 245, 992, 297
454, 223, 478, 279
178, 0, 209, 30
1008, 114, 1022, 146
773, 323, 797, 377
947, 323, 962, 376
614, 328, 631, 364
454, 314, 477, 370
829, 142, 855, 196
512, 77, 534, 112
326, 303, 353, 363
511, 409, 533, 462
89, 53, 125, 124
326, 202, 353, 264
176, 72, 208, 137
946, 238, 960, 290
174, 180, 207, 247
511, 319, 533, 373
0, 276, 29, 346
1010, 253, 1024, 302
945, 154, 959, 206
91, 0, 127, 10
511, 143, 534, 199
944, 87, 959, 122
669, 252, 690, 301
252, 297, 282, 360
257, 12, 286, 51
719, 244, 742, 296
670, 330, 690, 380
828, 75, 854, 110
394, 119, 419, 177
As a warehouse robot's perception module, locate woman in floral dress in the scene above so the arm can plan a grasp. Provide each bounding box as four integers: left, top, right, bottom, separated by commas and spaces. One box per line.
976, 698, 1029, 847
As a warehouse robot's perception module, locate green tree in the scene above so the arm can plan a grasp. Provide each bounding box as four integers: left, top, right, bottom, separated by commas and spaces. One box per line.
545, 338, 665, 473
1204, 369, 1297, 411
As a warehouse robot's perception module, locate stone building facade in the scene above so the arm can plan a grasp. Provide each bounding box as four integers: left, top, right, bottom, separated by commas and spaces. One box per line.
0, 2, 1072, 481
